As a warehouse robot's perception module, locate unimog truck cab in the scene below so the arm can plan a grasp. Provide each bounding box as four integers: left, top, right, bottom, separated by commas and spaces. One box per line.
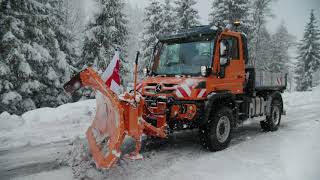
139, 25, 286, 150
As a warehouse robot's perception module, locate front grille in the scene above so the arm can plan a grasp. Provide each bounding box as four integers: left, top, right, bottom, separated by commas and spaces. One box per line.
163, 83, 176, 88
146, 83, 158, 87
144, 83, 177, 94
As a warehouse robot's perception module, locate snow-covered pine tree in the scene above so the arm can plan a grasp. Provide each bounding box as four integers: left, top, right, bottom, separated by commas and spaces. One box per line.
51, 0, 79, 82
209, 0, 229, 26
58, 0, 87, 59
141, 0, 163, 69
253, 26, 273, 70
209, 0, 251, 34
174, 0, 199, 29
0, 0, 75, 114
295, 10, 320, 91
125, 3, 144, 82
80, 0, 129, 76
267, 23, 294, 73
249, 0, 274, 66
161, 0, 176, 33
60, 0, 85, 38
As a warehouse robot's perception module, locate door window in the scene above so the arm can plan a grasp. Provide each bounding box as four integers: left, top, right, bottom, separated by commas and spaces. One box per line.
221, 36, 239, 60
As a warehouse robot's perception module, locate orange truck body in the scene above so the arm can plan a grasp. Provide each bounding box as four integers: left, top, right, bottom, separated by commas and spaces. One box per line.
64, 25, 287, 169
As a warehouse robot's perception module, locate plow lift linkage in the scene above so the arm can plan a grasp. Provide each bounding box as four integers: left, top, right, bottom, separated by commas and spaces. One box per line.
63, 52, 166, 169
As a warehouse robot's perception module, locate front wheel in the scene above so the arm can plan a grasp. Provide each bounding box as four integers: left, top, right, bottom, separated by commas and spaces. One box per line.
260, 99, 282, 131
200, 107, 233, 151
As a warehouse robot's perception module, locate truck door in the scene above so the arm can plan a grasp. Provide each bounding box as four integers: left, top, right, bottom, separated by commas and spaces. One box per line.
216, 34, 245, 94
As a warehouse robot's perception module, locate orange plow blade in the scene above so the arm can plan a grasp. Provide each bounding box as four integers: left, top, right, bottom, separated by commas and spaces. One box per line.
86, 91, 125, 169
63, 68, 166, 169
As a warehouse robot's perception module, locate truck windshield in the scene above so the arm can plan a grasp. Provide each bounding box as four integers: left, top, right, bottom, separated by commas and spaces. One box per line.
154, 40, 214, 76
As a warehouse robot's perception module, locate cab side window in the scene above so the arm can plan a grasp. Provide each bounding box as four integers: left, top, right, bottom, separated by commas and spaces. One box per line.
222, 36, 239, 60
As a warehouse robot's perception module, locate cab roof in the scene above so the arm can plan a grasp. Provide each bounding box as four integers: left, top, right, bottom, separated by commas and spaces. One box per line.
158, 25, 220, 43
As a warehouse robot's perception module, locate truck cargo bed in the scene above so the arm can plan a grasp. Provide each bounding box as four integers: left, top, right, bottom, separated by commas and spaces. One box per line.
255, 71, 287, 91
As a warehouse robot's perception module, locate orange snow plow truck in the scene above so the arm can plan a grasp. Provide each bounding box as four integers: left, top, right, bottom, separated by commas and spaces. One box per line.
64, 25, 287, 169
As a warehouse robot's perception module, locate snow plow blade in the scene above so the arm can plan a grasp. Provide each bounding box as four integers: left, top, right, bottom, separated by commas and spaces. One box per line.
64, 67, 166, 169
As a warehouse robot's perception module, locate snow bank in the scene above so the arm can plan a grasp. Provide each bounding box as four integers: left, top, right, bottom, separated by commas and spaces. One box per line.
283, 86, 320, 108
0, 100, 96, 150
0, 112, 24, 130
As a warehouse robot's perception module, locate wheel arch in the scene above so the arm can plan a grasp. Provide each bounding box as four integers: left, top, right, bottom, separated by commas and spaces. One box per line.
265, 91, 283, 117
201, 92, 236, 127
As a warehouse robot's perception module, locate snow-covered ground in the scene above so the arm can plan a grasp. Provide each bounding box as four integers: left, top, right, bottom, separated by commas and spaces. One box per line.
1, 87, 320, 180
0, 100, 96, 150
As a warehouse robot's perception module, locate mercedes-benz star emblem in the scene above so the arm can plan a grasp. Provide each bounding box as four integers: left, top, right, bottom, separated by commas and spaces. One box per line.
155, 84, 162, 93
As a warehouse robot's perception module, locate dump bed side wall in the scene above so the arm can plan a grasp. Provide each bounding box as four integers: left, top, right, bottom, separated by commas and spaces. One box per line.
255, 71, 287, 91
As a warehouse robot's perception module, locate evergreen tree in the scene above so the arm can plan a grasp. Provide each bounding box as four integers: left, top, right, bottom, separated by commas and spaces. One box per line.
0, 0, 75, 114
209, 0, 228, 26
59, 0, 86, 58
141, 0, 163, 69
174, 0, 199, 29
52, 0, 79, 80
60, 0, 85, 37
295, 10, 320, 91
253, 26, 273, 70
125, 3, 144, 82
80, 0, 128, 77
161, 0, 176, 33
209, 0, 251, 33
267, 23, 294, 73
249, 0, 274, 66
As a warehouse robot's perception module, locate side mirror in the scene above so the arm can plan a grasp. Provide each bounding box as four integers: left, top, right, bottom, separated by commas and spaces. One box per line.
201, 66, 211, 77
220, 57, 228, 66
201, 66, 207, 76
143, 67, 149, 76
219, 40, 230, 67
220, 41, 227, 56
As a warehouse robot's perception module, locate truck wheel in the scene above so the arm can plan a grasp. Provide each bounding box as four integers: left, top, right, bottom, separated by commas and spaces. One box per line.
200, 107, 233, 152
260, 99, 282, 131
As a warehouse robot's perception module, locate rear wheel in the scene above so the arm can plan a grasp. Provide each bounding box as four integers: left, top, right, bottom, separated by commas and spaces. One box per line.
260, 99, 282, 131
200, 107, 233, 151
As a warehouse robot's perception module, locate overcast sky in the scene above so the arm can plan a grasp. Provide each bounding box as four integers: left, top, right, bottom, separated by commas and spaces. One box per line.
127, 0, 320, 40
